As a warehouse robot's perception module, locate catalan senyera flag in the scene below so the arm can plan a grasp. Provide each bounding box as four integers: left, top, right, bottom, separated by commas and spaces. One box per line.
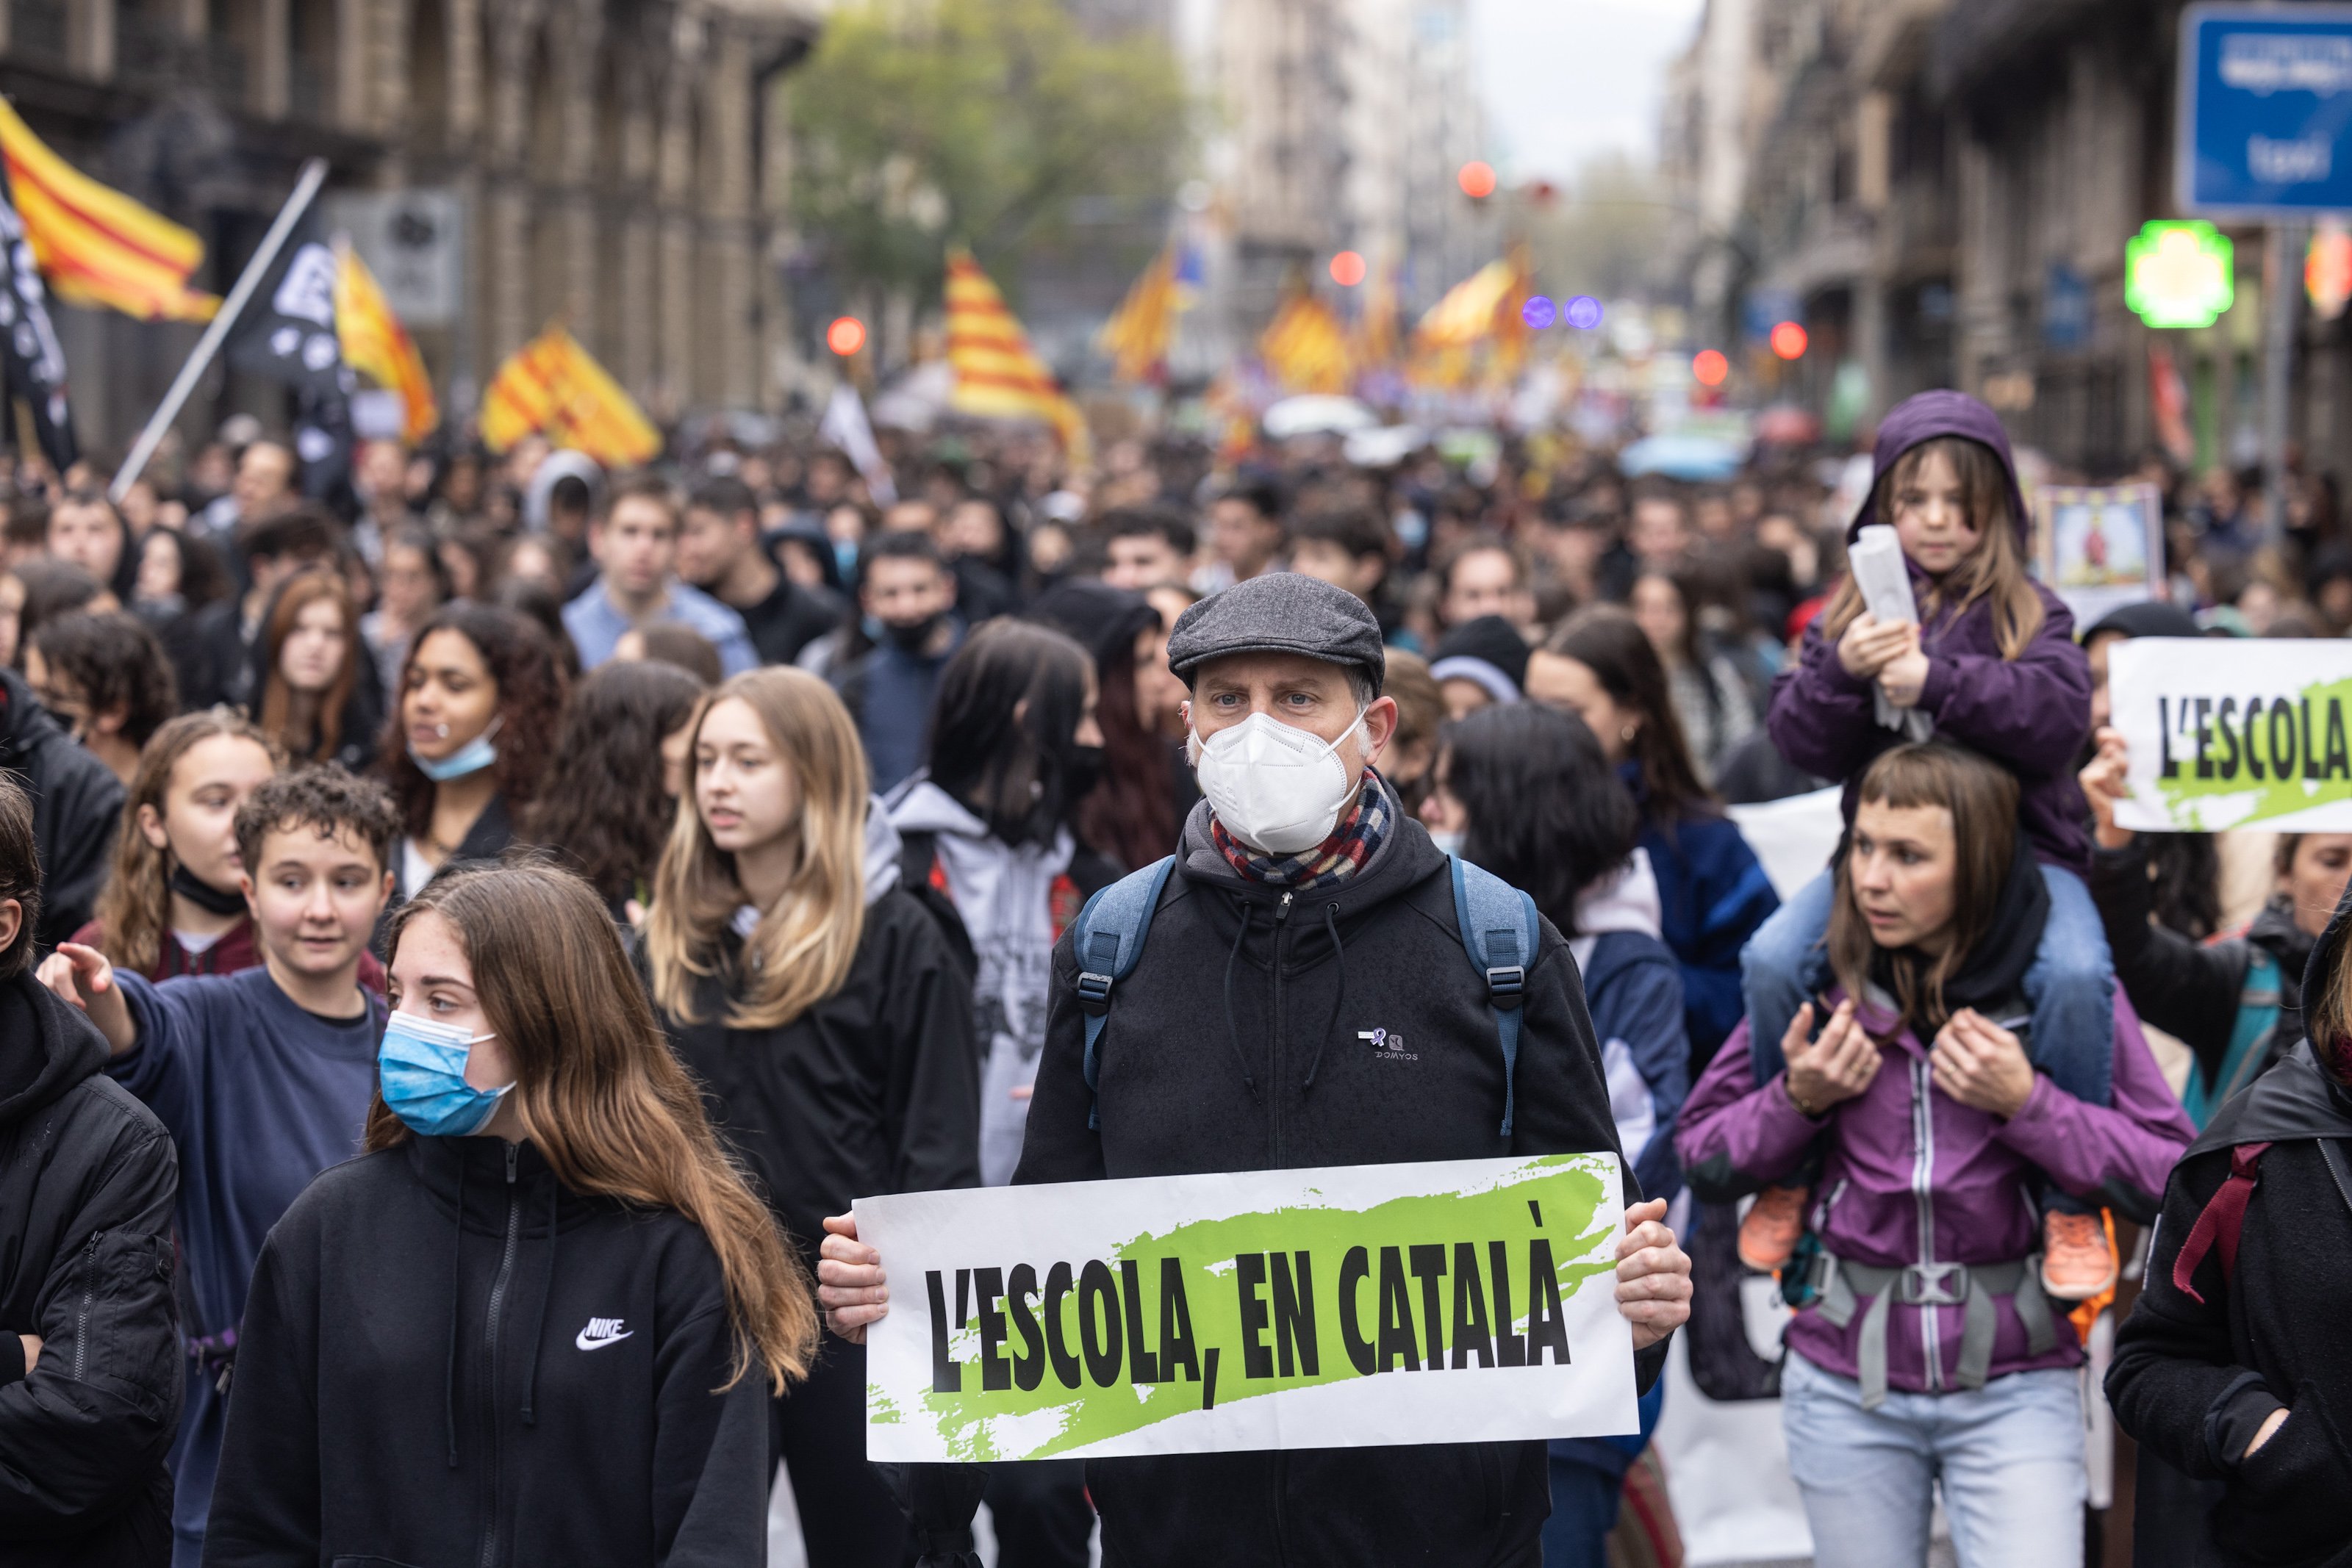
1097, 248, 1179, 384
946, 247, 1089, 457
1258, 288, 1352, 395
1413, 256, 1521, 350
334, 240, 437, 445
1352, 252, 1401, 370
0, 98, 215, 322
480, 325, 661, 468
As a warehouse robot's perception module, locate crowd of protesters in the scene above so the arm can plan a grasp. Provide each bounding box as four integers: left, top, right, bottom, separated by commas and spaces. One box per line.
1, 384, 2351, 1568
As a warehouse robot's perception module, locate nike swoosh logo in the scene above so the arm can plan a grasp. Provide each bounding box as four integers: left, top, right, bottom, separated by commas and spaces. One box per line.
576, 1328, 634, 1351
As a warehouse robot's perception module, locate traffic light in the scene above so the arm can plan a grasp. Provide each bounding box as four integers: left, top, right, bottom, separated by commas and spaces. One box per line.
1330, 251, 1367, 287
1770, 321, 1808, 360
826, 316, 867, 356
1458, 161, 1497, 200
2125, 220, 2234, 329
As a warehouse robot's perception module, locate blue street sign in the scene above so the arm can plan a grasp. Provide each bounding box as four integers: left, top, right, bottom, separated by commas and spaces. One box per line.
2179, 4, 2352, 217
2043, 263, 2093, 349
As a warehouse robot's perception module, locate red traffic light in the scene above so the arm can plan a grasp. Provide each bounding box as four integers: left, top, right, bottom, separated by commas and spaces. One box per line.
1692, 349, 1729, 387
826, 316, 867, 357
1458, 161, 1497, 200
1769, 321, 1809, 360
1329, 251, 1367, 287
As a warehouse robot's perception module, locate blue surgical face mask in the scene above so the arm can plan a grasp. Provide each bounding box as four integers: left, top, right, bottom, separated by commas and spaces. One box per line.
835, 539, 861, 582
379, 1010, 512, 1137
410, 714, 502, 783
1428, 829, 1466, 857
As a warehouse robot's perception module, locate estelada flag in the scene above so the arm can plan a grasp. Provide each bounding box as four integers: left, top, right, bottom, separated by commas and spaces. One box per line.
0, 152, 74, 470
945, 247, 1089, 458
334, 240, 437, 445
479, 326, 660, 468
1097, 248, 1179, 384
1258, 288, 1351, 395
0, 98, 215, 323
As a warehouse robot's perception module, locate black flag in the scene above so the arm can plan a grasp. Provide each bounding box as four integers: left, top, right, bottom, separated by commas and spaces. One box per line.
226, 212, 353, 515
0, 156, 76, 472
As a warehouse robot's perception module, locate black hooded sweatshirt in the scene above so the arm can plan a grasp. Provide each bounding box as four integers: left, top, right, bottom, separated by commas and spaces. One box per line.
2107, 878, 2352, 1568
1011, 784, 1666, 1567
201, 1135, 771, 1568
0, 969, 182, 1567
0, 665, 128, 946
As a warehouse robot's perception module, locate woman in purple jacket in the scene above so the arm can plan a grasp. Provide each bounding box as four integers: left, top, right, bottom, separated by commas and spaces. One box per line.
1679, 742, 2190, 1568
1743, 390, 2114, 1298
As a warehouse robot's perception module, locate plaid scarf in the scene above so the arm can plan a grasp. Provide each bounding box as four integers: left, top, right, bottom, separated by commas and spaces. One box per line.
1213, 769, 1391, 890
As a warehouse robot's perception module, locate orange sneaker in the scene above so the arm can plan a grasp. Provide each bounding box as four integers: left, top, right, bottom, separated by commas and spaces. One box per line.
2041, 1210, 2118, 1301
1738, 1184, 1810, 1273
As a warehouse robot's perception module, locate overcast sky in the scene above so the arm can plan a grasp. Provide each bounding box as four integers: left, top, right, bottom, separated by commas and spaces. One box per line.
1466, 0, 1705, 181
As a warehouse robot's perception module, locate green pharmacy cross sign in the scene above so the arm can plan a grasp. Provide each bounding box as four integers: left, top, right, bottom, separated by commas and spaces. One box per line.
2127, 220, 2237, 329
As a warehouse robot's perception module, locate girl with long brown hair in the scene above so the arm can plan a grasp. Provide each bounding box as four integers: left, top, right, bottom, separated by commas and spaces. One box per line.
252, 569, 382, 770
204, 859, 813, 1567
644, 666, 978, 1568
1746, 390, 2112, 1296
1677, 742, 2192, 1568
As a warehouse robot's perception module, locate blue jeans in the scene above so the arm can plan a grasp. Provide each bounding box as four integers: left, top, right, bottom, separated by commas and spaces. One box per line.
1780, 1351, 2084, 1568
1740, 864, 2115, 1111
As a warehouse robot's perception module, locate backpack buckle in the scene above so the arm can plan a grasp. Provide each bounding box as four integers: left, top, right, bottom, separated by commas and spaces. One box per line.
1485, 964, 1526, 1007
1076, 971, 1115, 1015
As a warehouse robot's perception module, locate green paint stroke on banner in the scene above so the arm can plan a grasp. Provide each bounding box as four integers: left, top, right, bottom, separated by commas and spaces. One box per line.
875, 1154, 1616, 1461
2152, 672, 2352, 829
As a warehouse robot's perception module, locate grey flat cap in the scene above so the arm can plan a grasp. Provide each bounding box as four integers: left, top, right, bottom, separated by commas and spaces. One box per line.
1166, 572, 1385, 691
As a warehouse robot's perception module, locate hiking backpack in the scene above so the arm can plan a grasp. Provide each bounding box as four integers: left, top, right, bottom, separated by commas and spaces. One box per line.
1068, 852, 1542, 1135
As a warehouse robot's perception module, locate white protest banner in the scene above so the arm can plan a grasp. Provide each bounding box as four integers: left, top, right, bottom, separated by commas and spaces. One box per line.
2110, 636, 2352, 831
856, 1153, 1633, 1463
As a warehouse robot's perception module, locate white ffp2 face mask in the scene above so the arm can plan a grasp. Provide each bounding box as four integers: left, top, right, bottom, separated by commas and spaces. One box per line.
1191, 709, 1365, 855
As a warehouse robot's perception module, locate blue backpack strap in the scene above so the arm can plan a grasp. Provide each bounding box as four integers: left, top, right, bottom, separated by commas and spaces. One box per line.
2184, 946, 2283, 1130
1072, 855, 1177, 1130
1449, 853, 1541, 1137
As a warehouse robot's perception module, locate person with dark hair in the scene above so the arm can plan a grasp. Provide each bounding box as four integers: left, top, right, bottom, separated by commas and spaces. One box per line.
132, 525, 230, 627
882, 617, 1116, 1565
0, 767, 185, 1568
1201, 476, 1285, 591
359, 526, 445, 700
1098, 503, 1197, 591
248, 571, 382, 771
1288, 506, 1403, 639
47, 489, 135, 601
490, 574, 581, 680
1530, 607, 1777, 1073
381, 603, 567, 905
1027, 575, 1179, 874
46, 765, 400, 1567
823, 572, 1690, 1567
833, 531, 963, 793
0, 625, 127, 945
174, 506, 343, 711
26, 611, 179, 784
1630, 566, 1755, 781
680, 474, 838, 665
938, 494, 1022, 623
198, 861, 811, 1567
643, 669, 978, 1568
1437, 534, 1534, 632
1428, 613, 1529, 717
1679, 742, 2190, 1568
1419, 700, 1688, 1567
13, 557, 111, 666
523, 659, 707, 918
617, 619, 724, 687
563, 476, 756, 675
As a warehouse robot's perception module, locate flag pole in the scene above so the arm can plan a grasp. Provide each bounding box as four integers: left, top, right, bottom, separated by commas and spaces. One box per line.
110, 157, 329, 503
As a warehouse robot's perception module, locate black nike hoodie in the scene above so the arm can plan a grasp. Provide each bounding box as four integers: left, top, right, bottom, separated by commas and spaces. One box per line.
1014, 783, 1667, 1567
201, 1135, 771, 1568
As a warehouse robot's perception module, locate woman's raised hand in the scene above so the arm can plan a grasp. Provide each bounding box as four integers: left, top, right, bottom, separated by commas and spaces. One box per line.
1930, 1009, 2038, 1120
2079, 727, 2133, 850
1781, 998, 1881, 1118
815, 1213, 889, 1344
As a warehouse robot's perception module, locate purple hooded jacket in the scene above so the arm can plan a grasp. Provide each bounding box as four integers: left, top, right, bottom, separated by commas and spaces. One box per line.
1677, 988, 2193, 1394
1768, 390, 2094, 871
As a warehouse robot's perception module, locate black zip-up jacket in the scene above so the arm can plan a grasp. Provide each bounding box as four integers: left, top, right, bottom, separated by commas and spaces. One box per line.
2089, 841, 2315, 1087
202, 1136, 772, 1567
2107, 880, 2352, 1568
0, 969, 182, 1567
659, 885, 983, 1261
0, 666, 129, 946
1013, 785, 1667, 1567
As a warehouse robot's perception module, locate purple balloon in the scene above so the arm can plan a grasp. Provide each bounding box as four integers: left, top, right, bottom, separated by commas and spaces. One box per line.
1564, 295, 1603, 330
1521, 295, 1557, 330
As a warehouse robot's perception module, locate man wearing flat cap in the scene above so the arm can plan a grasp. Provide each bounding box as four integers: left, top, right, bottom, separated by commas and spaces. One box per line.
820, 572, 1690, 1566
